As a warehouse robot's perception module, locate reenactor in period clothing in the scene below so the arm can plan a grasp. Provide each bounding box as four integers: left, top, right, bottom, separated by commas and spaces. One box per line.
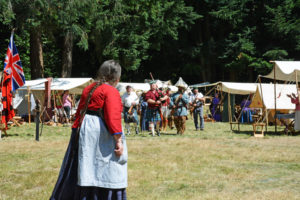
170, 78, 189, 135
145, 80, 168, 136
189, 88, 205, 131
121, 85, 139, 134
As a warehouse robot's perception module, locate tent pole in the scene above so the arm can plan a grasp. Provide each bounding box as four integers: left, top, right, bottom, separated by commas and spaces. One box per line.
52, 91, 57, 123
228, 92, 232, 125
296, 71, 300, 104
265, 110, 268, 132
204, 84, 217, 97
258, 76, 266, 130
27, 86, 31, 124
273, 62, 277, 134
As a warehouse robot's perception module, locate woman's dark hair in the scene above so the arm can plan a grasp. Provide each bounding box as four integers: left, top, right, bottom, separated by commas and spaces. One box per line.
96, 60, 121, 82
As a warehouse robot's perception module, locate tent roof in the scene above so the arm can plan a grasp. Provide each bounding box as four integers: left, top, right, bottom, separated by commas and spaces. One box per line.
218, 82, 258, 95
22, 79, 48, 87
117, 82, 150, 92
117, 81, 178, 93
250, 83, 296, 110
18, 78, 93, 94
189, 82, 212, 88
263, 61, 300, 81
189, 81, 258, 95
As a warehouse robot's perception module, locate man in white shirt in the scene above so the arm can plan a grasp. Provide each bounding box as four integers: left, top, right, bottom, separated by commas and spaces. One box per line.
189, 88, 205, 131
122, 85, 139, 134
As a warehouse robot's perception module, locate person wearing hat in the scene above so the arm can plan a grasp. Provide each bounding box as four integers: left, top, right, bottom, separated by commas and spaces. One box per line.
145, 80, 168, 136
122, 85, 139, 134
170, 82, 189, 135
189, 88, 205, 131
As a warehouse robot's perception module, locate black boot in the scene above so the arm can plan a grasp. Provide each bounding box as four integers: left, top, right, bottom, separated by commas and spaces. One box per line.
156, 130, 161, 136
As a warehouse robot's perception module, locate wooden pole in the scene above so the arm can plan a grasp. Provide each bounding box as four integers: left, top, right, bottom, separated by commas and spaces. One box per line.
258, 76, 267, 131
265, 109, 268, 132
296, 71, 300, 104
52, 91, 57, 123
273, 62, 277, 134
27, 86, 31, 124
228, 92, 232, 131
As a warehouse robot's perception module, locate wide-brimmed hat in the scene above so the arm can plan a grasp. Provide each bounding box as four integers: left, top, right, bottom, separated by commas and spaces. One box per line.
175, 77, 188, 88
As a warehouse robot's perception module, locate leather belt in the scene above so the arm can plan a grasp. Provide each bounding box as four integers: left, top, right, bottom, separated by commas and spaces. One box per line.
86, 109, 103, 117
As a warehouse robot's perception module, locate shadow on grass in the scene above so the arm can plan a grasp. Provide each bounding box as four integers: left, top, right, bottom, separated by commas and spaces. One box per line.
161, 132, 177, 136
232, 130, 253, 136
1, 133, 20, 138
232, 129, 300, 136
1, 133, 35, 139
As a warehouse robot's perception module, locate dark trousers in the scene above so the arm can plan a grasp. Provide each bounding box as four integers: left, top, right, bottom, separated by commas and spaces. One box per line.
64, 106, 71, 119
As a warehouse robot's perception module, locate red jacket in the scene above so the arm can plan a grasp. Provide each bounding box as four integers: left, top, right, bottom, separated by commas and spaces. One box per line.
72, 83, 123, 135
145, 89, 161, 109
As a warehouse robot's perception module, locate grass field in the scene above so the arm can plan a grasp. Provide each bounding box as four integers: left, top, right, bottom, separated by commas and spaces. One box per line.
0, 121, 300, 200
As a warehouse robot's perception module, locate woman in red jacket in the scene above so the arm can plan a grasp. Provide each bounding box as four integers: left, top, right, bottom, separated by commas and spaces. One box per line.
50, 60, 127, 200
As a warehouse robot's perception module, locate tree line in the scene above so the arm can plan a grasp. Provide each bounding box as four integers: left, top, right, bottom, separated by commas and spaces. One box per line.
0, 0, 300, 84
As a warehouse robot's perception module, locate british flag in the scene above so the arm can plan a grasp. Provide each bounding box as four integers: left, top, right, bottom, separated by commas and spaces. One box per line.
4, 33, 25, 91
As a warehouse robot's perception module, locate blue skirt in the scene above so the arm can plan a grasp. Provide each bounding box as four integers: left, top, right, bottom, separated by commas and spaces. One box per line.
49, 129, 127, 200
146, 108, 161, 123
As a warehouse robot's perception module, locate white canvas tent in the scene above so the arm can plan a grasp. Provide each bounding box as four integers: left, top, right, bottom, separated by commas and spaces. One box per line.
218, 82, 258, 95
22, 79, 48, 87
262, 61, 300, 133
250, 83, 296, 127
16, 78, 93, 122
117, 82, 150, 93
192, 81, 258, 95
18, 78, 94, 94
263, 61, 300, 81
14, 90, 36, 116
117, 80, 178, 94
250, 84, 296, 110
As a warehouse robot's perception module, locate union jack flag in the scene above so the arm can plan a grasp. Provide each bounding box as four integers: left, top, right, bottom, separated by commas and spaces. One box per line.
4, 33, 25, 91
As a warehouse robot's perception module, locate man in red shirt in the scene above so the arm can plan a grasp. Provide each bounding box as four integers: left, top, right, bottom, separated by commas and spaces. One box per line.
145, 81, 168, 136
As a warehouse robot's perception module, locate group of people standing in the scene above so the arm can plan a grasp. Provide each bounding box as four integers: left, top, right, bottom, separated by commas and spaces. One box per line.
121, 80, 206, 136
53, 90, 73, 124
49, 60, 212, 200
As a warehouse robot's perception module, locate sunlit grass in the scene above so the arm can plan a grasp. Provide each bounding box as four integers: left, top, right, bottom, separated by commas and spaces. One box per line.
0, 121, 300, 199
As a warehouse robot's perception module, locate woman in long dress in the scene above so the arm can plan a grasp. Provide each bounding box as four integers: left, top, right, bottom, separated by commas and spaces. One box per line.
50, 60, 127, 200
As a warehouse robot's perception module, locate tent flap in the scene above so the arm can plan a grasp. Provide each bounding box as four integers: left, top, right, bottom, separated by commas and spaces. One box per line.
218, 82, 257, 95
263, 61, 300, 81
250, 83, 296, 110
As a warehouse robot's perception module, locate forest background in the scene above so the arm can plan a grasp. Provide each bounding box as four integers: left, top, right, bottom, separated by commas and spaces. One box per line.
0, 0, 300, 84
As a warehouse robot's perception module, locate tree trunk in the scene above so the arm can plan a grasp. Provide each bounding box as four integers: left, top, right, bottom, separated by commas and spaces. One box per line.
229, 69, 237, 81
247, 66, 254, 82
30, 28, 44, 79
61, 31, 73, 77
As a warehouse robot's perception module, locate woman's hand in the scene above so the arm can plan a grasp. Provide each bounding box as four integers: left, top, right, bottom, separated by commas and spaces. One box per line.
114, 140, 124, 156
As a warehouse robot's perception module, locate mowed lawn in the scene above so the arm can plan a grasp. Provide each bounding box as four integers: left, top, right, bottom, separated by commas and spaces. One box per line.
0, 121, 300, 200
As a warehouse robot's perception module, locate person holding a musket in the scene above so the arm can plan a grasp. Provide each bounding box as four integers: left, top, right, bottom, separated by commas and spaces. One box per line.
170, 80, 189, 135
189, 88, 205, 131
145, 80, 168, 136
